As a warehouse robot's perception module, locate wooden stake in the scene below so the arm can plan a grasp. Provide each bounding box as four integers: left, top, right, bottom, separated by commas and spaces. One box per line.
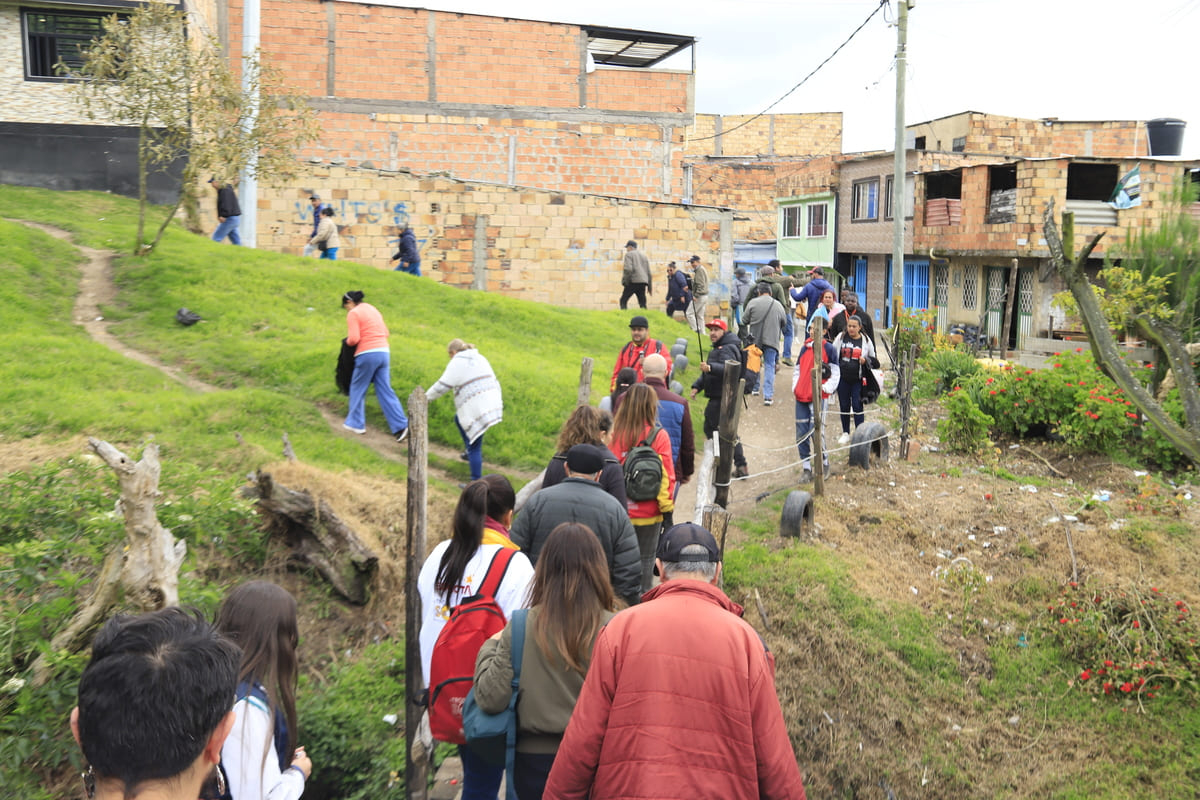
576, 357, 593, 407
405, 388, 429, 800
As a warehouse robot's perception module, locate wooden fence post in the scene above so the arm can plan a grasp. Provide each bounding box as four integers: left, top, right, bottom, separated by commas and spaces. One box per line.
405, 388, 429, 800
713, 359, 743, 509
577, 357, 593, 407
811, 317, 825, 496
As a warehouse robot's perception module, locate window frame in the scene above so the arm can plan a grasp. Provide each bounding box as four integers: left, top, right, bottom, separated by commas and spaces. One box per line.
21, 7, 127, 82
851, 178, 879, 222
781, 205, 803, 238
806, 202, 828, 238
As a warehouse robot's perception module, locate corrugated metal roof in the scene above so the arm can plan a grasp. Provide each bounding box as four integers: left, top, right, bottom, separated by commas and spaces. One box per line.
583, 25, 694, 68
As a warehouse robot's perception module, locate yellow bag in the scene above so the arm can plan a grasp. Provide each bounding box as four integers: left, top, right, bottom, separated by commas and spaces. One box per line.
744, 344, 763, 374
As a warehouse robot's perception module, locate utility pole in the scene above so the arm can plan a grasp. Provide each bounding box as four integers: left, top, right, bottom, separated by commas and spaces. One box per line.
239, 0, 261, 247
890, 0, 911, 328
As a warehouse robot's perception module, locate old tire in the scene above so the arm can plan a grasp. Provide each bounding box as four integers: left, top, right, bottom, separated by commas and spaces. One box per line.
675, 337, 689, 349
669, 380, 684, 395
670, 343, 686, 358
780, 490, 814, 539
672, 353, 688, 375
848, 422, 889, 470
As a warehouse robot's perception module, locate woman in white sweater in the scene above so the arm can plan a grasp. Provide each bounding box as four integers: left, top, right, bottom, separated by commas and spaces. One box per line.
426, 339, 503, 481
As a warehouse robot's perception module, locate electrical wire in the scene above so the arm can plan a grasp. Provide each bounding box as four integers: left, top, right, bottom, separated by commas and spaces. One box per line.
687, 0, 891, 144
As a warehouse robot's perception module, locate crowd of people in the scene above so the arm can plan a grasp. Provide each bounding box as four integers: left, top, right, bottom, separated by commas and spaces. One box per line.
68, 255, 894, 800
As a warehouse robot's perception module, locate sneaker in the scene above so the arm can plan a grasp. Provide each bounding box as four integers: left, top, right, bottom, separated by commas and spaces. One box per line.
460, 450, 469, 461
823, 462, 831, 478
763, 398, 773, 406
801, 468, 813, 483
751, 389, 760, 396
733, 465, 749, 479
837, 432, 850, 445
343, 423, 367, 435
394, 428, 409, 443
781, 358, 795, 367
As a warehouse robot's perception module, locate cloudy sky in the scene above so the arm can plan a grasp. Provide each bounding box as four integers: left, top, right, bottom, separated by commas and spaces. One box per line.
420, 0, 1200, 156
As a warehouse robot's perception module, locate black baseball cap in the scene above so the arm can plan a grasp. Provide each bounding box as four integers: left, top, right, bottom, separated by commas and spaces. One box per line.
654, 523, 720, 574
629, 315, 650, 329
565, 444, 606, 474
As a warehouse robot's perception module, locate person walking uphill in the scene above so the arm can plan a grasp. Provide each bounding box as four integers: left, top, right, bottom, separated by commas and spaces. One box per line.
691, 319, 749, 479
543, 523, 807, 800
209, 177, 242, 245
390, 226, 421, 276
618, 240, 651, 310
310, 207, 340, 260
303, 194, 330, 257
427, 339, 503, 482
685, 254, 709, 333
742, 282, 787, 406
341, 291, 409, 442
664, 261, 691, 320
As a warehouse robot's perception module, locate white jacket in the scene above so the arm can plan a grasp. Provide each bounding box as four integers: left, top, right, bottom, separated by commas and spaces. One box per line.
426, 349, 503, 444
222, 691, 305, 800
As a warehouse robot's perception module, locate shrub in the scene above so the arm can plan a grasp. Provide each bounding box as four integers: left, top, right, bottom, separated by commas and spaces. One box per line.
920, 347, 981, 395
938, 388, 993, 454
298, 640, 409, 800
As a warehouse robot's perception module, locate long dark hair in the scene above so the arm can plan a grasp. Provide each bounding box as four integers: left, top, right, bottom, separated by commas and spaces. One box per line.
215, 581, 299, 759
436, 476, 515, 603
611, 383, 658, 454
529, 523, 615, 674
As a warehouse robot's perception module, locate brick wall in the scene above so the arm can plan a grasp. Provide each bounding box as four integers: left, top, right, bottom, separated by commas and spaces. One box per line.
231, 166, 732, 311
684, 112, 842, 157
688, 160, 789, 241
966, 114, 1149, 158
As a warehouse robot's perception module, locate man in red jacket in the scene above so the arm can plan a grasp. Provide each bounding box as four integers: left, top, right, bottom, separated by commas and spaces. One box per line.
543, 524, 807, 800
610, 315, 667, 391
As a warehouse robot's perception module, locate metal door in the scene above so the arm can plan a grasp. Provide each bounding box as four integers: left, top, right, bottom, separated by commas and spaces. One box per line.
985, 267, 1006, 348
933, 262, 949, 332
1017, 267, 1034, 348
903, 258, 930, 310
854, 257, 868, 306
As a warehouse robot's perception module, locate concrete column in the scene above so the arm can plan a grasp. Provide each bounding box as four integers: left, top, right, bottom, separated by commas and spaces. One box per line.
472, 214, 488, 291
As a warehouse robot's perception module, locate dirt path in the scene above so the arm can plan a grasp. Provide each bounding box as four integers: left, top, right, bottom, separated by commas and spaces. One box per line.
19, 220, 534, 481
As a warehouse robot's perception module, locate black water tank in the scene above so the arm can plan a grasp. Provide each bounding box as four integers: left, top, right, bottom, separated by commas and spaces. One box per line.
1147, 118, 1186, 156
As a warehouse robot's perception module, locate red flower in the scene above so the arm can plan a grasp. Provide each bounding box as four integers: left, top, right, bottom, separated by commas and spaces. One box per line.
1075, 347, 1083, 352
1079, 670, 1091, 681
1127, 412, 1138, 419
1054, 363, 1063, 368
1104, 660, 1114, 667
1059, 618, 1069, 624
1103, 682, 1114, 694
1132, 620, 1141, 629
1120, 682, 1133, 693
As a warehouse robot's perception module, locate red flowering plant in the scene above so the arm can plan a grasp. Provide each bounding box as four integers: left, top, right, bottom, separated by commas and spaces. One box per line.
1042, 580, 1200, 706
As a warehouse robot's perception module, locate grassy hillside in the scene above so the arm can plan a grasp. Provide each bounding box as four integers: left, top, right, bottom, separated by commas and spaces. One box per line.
2, 185, 1199, 800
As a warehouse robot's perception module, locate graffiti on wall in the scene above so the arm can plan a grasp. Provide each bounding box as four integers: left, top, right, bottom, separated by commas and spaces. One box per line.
292, 199, 411, 228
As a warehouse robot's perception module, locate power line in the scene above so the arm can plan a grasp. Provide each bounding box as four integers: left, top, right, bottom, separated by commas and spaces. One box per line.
687, 0, 890, 144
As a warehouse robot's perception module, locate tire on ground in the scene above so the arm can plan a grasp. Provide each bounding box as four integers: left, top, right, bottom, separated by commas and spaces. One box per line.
672, 353, 688, 375
669, 380, 684, 395
675, 337, 689, 349
780, 490, 814, 539
670, 343, 686, 358
848, 421, 889, 470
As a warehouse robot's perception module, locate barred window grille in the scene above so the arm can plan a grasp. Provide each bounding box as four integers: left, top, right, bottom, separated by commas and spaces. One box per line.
963, 265, 979, 310
934, 265, 948, 307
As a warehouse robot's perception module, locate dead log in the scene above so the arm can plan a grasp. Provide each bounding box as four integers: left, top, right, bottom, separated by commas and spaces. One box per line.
248, 470, 379, 604
32, 438, 185, 685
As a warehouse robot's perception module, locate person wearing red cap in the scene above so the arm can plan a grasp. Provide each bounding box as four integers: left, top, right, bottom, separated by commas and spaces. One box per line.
543, 523, 807, 799
690, 319, 748, 478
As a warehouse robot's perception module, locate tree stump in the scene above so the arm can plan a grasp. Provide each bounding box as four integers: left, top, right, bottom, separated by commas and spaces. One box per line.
248, 470, 379, 604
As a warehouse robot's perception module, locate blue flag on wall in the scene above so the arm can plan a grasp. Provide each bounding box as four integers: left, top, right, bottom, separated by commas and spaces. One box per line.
1109, 165, 1141, 209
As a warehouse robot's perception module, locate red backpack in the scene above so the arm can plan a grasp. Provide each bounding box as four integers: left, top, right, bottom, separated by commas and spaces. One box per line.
428, 547, 517, 744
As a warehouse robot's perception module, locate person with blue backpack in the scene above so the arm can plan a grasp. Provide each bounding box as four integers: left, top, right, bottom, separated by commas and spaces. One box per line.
473, 522, 616, 800
214, 581, 312, 800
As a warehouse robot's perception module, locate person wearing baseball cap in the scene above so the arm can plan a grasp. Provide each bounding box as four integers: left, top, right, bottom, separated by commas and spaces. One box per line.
609, 314, 669, 391
691, 318, 749, 478
303, 193, 331, 257
544, 522, 806, 798
685, 254, 709, 333
792, 264, 835, 321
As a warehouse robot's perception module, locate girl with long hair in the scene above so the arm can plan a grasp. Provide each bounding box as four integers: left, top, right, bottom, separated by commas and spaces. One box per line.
473, 522, 617, 800
540, 405, 626, 505
418, 477, 534, 800
609, 383, 676, 593
215, 581, 312, 800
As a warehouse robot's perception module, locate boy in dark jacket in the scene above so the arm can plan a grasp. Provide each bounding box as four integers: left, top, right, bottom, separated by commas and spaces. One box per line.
691, 319, 748, 478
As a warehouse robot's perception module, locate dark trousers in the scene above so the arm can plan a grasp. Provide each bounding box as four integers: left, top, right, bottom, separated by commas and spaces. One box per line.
619, 283, 648, 309
703, 398, 746, 468
838, 369, 865, 433
514, 751, 558, 800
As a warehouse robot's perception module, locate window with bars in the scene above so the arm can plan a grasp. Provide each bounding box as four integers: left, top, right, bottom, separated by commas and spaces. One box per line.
962, 264, 979, 309
23, 9, 118, 80
852, 179, 879, 221
806, 203, 827, 237
781, 206, 802, 238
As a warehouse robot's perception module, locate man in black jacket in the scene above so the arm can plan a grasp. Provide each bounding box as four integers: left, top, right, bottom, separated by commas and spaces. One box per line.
208, 177, 242, 245
691, 319, 749, 478
511, 444, 642, 605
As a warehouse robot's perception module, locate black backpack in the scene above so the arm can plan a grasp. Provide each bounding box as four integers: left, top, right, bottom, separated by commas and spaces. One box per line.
623, 423, 664, 502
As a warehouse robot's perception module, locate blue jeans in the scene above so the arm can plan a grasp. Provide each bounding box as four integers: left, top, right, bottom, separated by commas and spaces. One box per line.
319, 247, 338, 260
212, 215, 241, 245
782, 313, 794, 360
346, 351, 408, 433
456, 416, 484, 480
760, 346, 778, 401
795, 397, 828, 470
458, 744, 504, 800
395, 260, 421, 276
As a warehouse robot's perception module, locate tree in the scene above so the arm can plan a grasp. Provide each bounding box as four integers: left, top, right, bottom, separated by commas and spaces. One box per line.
1043, 182, 1200, 467
63, 0, 318, 253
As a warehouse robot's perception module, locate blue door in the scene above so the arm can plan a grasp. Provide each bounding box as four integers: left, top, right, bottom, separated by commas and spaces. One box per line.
854, 257, 868, 306
903, 259, 930, 310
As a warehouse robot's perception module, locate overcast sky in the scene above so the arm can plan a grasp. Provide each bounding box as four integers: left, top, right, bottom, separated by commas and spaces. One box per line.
419, 0, 1200, 156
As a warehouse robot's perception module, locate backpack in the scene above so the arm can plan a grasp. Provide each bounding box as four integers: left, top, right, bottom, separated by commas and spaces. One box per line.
623, 423, 664, 502
428, 547, 517, 745
684, 272, 694, 292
